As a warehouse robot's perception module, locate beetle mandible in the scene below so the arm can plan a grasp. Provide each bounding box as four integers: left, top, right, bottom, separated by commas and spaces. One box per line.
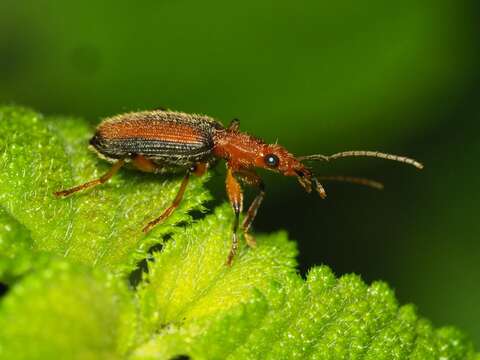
54, 110, 423, 265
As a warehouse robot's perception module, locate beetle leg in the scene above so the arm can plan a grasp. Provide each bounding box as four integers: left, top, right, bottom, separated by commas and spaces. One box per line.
54, 159, 125, 197
192, 162, 208, 177
225, 166, 243, 265
227, 118, 240, 132
143, 171, 191, 233
234, 170, 265, 248
132, 155, 160, 173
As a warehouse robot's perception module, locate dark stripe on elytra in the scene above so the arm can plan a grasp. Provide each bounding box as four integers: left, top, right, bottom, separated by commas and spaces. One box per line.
90, 136, 213, 158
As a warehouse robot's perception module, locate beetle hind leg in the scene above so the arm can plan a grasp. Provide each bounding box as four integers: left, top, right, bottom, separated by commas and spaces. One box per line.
54, 159, 125, 197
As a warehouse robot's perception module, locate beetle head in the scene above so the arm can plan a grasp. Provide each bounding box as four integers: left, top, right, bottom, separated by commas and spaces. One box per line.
256, 144, 327, 198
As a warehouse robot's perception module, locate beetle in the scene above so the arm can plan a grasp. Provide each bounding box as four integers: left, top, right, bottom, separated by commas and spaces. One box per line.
54, 109, 423, 265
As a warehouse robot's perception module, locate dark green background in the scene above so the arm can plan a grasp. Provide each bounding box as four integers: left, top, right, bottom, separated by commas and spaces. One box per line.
1, 0, 479, 346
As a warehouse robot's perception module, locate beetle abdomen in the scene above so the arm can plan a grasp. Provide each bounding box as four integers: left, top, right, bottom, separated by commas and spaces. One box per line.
90, 110, 223, 166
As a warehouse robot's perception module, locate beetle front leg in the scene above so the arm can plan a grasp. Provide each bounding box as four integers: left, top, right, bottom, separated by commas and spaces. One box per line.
225, 166, 243, 266
54, 159, 125, 197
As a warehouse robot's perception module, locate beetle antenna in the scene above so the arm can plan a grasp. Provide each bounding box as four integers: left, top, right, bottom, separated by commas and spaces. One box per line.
299, 151, 423, 170
316, 175, 384, 190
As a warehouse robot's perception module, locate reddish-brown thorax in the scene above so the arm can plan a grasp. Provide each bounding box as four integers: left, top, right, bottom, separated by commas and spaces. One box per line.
213, 128, 306, 176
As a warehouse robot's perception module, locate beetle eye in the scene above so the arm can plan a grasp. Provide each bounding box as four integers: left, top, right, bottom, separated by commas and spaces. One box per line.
265, 154, 280, 168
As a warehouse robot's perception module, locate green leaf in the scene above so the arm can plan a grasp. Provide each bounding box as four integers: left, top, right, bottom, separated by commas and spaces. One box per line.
0, 206, 35, 283
0, 260, 135, 360
0, 106, 210, 274
133, 206, 479, 360
132, 290, 270, 360
0, 106, 478, 359
137, 205, 298, 338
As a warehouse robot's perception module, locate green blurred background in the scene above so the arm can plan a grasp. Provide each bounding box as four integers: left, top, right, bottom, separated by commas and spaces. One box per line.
1, 0, 479, 346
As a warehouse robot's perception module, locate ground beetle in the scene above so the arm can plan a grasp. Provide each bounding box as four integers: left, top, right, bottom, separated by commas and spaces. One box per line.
55, 110, 423, 265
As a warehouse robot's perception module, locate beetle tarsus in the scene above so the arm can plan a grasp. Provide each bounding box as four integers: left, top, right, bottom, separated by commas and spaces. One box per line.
226, 231, 238, 266
244, 233, 257, 248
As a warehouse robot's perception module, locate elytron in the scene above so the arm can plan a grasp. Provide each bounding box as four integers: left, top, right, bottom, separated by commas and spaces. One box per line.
55, 110, 423, 265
